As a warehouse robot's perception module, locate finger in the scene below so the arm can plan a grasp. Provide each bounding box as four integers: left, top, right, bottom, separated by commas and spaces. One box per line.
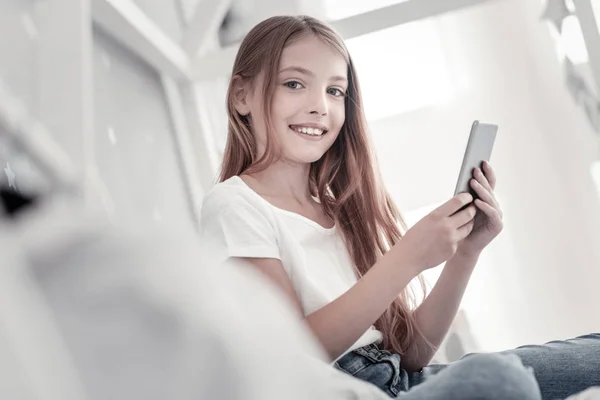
482, 161, 497, 190
457, 220, 475, 240
474, 167, 493, 193
470, 179, 500, 210
437, 193, 473, 216
450, 205, 476, 227
473, 169, 503, 218
474, 198, 502, 222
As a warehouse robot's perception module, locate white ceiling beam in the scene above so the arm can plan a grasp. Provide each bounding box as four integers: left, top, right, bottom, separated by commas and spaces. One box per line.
182, 0, 233, 57
333, 0, 498, 39
191, 0, 499, 81
91, 0, 192, 81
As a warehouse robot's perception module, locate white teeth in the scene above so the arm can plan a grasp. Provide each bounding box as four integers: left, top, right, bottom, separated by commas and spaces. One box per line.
292, 126, 325, 136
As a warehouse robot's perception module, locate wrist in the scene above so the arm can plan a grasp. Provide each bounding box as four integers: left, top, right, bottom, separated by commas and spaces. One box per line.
447, 249, 480, 271
455, 244, 482, 261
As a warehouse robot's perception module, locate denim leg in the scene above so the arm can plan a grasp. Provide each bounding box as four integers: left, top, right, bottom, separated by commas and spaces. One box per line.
496, 333, 600, 400
398, 353, 541, 400
335, 344, 409, 397
410, 333, 600, 400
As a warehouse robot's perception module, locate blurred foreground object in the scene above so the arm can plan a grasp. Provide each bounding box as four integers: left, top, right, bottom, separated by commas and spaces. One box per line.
0, 198, 388, 400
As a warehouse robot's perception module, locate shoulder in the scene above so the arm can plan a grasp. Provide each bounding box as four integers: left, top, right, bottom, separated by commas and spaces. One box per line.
199, 177, 281, 258
203, 177, 259, 210
200, 176, 274, 222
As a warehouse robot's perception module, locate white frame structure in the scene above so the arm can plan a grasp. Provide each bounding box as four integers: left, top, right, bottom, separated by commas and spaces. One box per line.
572, 0, 600, 95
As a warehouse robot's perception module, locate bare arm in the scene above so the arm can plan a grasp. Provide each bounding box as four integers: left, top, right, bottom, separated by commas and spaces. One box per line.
403, 163, 503, 371
244, 251, 419, 361
401, 251, 480, 372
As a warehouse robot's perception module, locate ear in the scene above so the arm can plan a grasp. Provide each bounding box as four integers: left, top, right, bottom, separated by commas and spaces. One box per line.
231, 75, 251, 116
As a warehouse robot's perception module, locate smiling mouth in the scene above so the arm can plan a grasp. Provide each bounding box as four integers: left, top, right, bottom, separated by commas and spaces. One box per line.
289, 125, 328, 136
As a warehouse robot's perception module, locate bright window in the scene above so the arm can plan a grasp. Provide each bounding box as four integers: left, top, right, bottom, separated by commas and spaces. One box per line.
346, 21, 454, 121
324, 1, 455, 121
560, 16, 589, 64
590, 160, 600, 199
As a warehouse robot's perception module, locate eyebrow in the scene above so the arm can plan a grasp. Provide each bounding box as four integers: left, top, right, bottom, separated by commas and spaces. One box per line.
279, 66, 348, 83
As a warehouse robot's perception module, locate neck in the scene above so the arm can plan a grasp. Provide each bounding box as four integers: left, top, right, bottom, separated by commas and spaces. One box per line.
249, 160, 312, 203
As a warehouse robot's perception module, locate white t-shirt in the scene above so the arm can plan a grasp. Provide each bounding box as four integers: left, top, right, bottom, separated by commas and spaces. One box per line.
199, 176, 383, 358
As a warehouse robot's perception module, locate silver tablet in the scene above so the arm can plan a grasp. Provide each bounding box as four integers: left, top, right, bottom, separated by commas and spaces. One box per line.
454, 121, 498, 198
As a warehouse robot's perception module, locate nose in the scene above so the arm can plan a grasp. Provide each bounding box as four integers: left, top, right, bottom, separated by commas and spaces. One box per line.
307, 89, 328, 116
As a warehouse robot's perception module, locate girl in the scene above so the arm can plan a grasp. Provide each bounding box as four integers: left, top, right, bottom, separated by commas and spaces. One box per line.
199, 15, 600, 399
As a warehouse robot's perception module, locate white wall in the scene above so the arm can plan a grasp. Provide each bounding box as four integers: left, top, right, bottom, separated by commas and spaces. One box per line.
0, 0, 197, 231
92, 27, 193, 229
369, 0, 600, 351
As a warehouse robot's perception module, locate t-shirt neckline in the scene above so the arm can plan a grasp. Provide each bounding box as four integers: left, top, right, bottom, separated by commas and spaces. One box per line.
229, 176, 337, 235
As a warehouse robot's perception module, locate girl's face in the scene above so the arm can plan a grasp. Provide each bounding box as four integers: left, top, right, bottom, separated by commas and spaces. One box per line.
241, 35, 348, 165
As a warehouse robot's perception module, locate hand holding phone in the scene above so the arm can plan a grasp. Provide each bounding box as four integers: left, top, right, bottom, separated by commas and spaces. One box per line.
454, 121, 498, 200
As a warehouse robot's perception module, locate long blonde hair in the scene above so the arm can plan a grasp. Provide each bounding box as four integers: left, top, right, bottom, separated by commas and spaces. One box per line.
220, 15, 429, 356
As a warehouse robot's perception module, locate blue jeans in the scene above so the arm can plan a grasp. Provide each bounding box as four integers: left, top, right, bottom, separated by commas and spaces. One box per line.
334, 333, 600, 399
